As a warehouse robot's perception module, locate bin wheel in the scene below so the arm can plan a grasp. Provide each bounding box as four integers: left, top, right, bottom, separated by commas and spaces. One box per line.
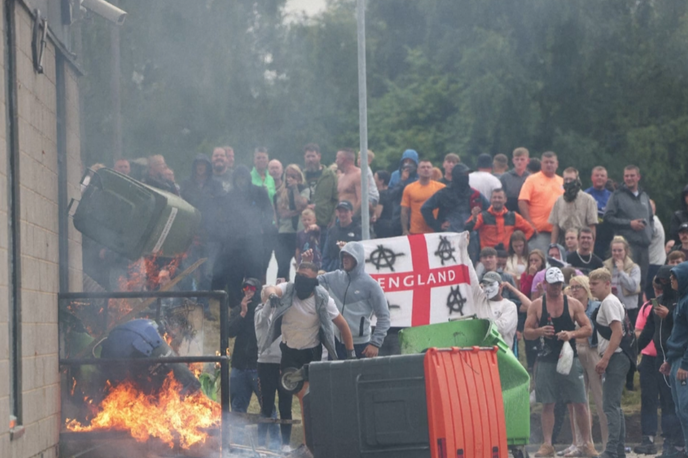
510, 446, 529, 458
281, 367, 305, 395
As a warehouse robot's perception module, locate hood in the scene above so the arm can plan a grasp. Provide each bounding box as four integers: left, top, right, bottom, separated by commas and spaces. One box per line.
398, 149, 419, 168
191, 154, 213, 180
450, 163, 472, 188
232, 165, 252, 192
682, 184, 688, 209
670, 262, 688, 297
340, 241, 366, 276
546, 243, 568, 268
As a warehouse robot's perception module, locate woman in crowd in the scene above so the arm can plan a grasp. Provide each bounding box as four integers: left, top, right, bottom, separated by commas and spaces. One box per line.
274, 164, 310, 280
516, 248, 545, 372
603, 235, 641, 324
505, 230, 529, 285
519, 249, 545, 299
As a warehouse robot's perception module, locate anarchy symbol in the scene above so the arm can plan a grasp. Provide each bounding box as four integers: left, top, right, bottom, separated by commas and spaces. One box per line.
366, 245, 405, 272
435, 236, 456, 266
447, 286, 467, 315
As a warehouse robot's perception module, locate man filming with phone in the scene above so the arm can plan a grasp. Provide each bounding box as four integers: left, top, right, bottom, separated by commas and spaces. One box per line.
604, 165, 653, 308
635, 266, 684, 455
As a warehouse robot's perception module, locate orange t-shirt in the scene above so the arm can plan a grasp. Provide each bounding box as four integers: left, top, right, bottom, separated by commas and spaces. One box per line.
401, 180, 446, 234
517, 172, 564, 232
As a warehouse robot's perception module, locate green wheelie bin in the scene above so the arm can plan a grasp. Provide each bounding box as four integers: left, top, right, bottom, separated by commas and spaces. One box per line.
398, 318, 530, 451
73, 168, 201, 260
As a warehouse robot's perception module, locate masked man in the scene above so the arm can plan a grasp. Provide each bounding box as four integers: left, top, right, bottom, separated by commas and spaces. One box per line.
548, 167, 598, 246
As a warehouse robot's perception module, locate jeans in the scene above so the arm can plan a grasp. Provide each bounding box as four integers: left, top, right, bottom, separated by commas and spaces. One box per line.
670, 361, 688, 449
275, 232, 296, 280
230, 368, 260, 413
257, 363, 293, 449
528, 232, 552, 255
638, 355, 684, 445
603, 352, 631, 457
334, 339, 370, 360
630, 243, 649, 308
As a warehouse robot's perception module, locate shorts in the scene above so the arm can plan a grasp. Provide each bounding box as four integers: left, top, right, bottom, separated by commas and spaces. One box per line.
535, 358, 587, 404
279, 342, 323, 370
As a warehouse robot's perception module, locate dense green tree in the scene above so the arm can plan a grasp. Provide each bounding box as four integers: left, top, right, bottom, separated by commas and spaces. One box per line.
80, 0, 688, 223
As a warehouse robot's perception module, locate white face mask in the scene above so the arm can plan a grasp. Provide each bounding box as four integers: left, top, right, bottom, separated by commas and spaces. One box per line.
482, 281, 500, 300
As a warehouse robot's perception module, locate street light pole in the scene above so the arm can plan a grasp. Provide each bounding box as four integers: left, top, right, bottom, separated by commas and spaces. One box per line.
356, 0, 370, 240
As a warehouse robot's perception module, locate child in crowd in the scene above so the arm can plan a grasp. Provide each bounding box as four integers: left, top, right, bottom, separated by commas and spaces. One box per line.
295, 209, 322, 267
667, 250, 686, 265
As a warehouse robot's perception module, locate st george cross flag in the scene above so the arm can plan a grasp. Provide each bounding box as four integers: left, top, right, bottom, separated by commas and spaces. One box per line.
362, 232, 487, 327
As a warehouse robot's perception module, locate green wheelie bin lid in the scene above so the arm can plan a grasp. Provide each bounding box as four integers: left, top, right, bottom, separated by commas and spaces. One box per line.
73, 168, 201, 260
399, 318, 531, 446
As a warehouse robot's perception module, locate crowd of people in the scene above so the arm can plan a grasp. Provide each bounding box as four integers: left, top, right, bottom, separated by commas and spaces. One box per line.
82, 145, 688, 457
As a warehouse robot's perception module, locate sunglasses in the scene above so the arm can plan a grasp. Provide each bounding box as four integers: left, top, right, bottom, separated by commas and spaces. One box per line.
242, 285, 257, 293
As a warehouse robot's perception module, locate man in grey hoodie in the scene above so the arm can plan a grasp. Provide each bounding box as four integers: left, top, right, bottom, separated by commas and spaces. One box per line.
305, 241, 391, 359
604, 165, 653, 307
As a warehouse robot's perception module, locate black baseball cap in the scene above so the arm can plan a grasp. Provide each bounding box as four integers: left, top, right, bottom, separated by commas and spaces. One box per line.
336, 201, 354, 211
679, 223, 688, 233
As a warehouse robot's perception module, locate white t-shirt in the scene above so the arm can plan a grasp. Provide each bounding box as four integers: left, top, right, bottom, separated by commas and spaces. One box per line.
469, 171, 502, 200
596, 293, 626, 356
278, 282, 340, 350
490, 298, 518, 350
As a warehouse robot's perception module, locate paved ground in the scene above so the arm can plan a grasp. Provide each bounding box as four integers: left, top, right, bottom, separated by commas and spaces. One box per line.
521, 444, 654, 457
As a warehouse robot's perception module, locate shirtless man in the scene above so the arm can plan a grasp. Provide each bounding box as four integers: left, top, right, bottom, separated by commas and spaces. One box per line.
524, 267, 596, 457
335, 148, 362, 214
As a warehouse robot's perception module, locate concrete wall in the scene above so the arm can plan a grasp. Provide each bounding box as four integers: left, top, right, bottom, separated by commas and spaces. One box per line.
0, 1, 83, 457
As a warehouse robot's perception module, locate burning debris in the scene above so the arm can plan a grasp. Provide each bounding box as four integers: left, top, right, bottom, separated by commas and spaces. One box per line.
66, 372, 220, 450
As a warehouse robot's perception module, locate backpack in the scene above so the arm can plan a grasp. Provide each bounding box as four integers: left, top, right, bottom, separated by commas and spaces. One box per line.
591, 306, 638, 370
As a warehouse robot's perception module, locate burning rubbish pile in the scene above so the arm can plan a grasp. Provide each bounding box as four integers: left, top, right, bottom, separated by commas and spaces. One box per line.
66, 372, 220, 450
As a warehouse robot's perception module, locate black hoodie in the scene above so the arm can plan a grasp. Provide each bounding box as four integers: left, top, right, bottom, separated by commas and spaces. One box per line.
180, 154, 224, 213
669, 184, 688, 243
209, 165, 274, 245
227, 293, 260, 370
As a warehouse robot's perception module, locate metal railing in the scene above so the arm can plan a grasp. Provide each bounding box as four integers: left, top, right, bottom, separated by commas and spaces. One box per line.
58, 290, 231, 454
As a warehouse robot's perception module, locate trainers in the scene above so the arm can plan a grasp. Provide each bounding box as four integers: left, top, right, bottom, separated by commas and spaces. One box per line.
558, 444, 577, 456
634, 436, 657, 455
535, 444, 556, 457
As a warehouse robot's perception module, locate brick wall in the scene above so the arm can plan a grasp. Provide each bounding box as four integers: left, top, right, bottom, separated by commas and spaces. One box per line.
0, 2, 82, 458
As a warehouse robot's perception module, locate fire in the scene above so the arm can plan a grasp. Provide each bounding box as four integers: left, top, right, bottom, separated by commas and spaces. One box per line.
66, 373, 220, 449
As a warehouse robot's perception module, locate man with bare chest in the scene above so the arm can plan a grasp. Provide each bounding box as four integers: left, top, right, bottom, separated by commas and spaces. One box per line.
336, 148, 362, 215
524, 267, 596, 457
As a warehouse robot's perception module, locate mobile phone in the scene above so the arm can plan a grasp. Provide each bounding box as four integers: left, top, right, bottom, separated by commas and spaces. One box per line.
651, 298, 659, 310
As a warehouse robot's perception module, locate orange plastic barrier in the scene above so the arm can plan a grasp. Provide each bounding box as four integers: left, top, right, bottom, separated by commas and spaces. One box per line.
424, 347, 508, 458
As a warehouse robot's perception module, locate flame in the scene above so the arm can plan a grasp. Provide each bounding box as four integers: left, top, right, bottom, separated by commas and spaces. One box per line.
66, 373, 220, 449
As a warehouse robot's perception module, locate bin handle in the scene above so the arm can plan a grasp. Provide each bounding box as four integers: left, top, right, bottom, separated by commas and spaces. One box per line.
66, 198, 79, 217
448, 314, 477, 322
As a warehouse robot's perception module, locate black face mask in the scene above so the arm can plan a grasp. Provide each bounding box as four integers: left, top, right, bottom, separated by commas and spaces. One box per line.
563, 180, 582, 202
294, 274, 319, 300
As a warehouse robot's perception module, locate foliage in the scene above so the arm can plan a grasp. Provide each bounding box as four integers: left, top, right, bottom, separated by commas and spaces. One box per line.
81, 0, 688, 223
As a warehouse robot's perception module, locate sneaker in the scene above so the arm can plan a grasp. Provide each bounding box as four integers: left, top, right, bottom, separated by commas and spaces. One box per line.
558, 444, 577, 456
634, 436, 657, 454
282, 444, 292, 453
535, 444, 556, 457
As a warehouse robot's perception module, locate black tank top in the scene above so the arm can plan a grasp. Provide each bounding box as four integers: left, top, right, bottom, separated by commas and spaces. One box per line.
538, 294, 577, 363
